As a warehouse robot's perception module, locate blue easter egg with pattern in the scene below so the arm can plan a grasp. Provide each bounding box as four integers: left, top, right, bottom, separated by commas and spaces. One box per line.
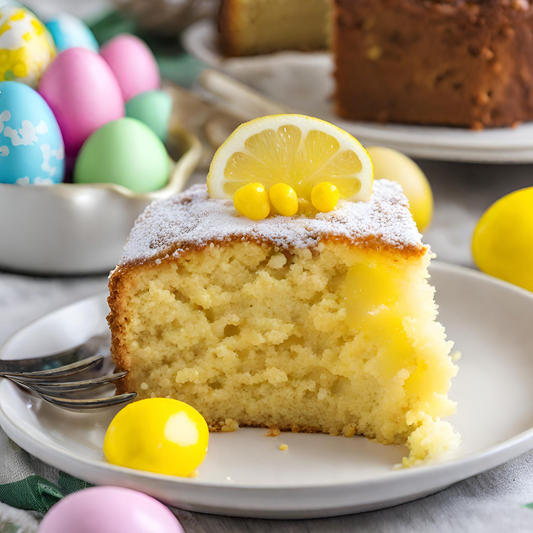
0, 81, 64, 185
46, 13, 99, 53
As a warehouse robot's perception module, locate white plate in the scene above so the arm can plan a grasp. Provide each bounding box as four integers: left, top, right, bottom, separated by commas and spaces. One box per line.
184, 20, 533, 163
2, 262, 533, 519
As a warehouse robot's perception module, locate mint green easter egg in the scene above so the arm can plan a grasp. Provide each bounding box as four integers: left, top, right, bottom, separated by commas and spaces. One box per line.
74, 118, 169, 193
125, 90, 172, 142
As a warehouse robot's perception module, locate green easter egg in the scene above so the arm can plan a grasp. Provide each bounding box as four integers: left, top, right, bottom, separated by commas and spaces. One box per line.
125, 90, 172, 142
74, 118, 170, 193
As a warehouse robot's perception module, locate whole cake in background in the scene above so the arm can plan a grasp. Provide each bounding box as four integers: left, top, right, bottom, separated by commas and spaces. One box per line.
219, 0, 331, 56
108, 114, 460, 467
218, 0, 533, 129
333, 0, 533, 128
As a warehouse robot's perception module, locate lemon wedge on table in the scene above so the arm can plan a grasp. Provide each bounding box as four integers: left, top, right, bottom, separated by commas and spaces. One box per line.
207, 114, 374, 206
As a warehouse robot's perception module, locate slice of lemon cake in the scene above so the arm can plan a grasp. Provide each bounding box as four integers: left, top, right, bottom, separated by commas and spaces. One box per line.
108, 115, 459, 466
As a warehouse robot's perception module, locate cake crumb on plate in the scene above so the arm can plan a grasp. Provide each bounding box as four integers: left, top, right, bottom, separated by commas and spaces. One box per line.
265, 427, 281, 437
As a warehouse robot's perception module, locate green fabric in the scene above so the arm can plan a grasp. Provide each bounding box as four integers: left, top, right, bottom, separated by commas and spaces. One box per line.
0, 438, 92, 514
0, 477, 63, 515
0, 424, 92, 516
57, 473, 91, 497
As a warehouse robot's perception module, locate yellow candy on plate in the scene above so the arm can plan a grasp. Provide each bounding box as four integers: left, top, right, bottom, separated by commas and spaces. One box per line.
233, 182, 270, 220
269, 183, 298, 217
311, 182, 339, 212
472, 187, 533, 293
104, 398, 209, 477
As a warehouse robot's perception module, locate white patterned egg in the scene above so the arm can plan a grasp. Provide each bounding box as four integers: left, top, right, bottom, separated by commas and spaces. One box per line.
0, 80, 64, 184
0, 5, 56, 88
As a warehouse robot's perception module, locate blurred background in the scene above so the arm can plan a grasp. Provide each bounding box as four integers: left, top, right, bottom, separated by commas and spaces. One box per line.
23, 0, 212, 88
0, 0, 529, 275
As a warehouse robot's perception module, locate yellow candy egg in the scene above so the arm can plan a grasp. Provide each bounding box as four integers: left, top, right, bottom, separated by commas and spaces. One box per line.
0, 6, 56, 88
367, 146, 433, 232
104, 398, 209, 477
311, 182, 339, 212
472, 187, 533, 292
269, 183, 298, 216
234, 182, 270, 220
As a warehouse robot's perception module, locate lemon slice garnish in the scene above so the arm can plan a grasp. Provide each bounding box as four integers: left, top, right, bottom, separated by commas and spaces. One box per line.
207, 114, 373, 204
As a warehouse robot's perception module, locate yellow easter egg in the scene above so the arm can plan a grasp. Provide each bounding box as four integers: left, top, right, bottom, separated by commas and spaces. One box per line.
472, 187, 533, 292
0, 6, 56, 88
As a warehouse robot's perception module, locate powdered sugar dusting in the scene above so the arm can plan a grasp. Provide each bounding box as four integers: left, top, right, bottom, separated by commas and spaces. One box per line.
118, 180, 424, 268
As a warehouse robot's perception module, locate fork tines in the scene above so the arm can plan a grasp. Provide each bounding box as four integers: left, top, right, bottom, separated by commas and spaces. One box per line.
2, 355, 136, 411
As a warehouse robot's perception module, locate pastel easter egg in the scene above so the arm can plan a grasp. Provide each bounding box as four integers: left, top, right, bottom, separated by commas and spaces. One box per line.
100, 33, 160, 102
38, 47, 124, 156
46, 13, 99, 53
0, 5, 56, 88
0, 81, 64, 184
125, 90, 171, 142
38, 486, 185, 533
74, 118, 169, 193
472, 187, 533, 292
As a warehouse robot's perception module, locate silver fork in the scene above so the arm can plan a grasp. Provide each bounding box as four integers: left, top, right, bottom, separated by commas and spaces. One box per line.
0, 334, 136, 412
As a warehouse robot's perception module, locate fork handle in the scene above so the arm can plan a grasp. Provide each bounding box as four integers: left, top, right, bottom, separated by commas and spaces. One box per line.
0, 352, 81, 374
0, 358, 73, 374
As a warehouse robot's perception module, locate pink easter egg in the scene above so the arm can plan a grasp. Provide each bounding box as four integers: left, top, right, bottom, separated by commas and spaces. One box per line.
38, 487, 184, 533
100, 34, 160, 102
39, 48, 125, 156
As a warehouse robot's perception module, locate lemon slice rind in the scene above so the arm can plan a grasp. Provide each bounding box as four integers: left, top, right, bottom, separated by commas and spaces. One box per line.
207, 114, 373, 204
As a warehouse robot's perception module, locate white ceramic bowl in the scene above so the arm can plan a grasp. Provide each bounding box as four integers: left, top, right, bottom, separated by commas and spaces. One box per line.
0, 129, 202, 275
